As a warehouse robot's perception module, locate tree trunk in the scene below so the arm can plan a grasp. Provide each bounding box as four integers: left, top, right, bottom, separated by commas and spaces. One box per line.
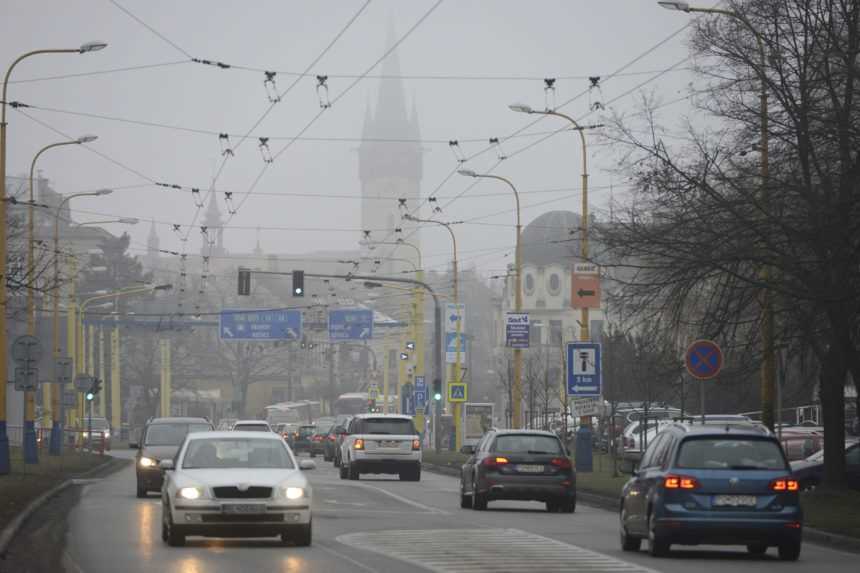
819, 345, 846, 488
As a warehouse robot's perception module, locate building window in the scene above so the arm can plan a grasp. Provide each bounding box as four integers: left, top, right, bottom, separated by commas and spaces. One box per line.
530, 321, 543, 345
548, 273, 561, 295
550, 320, 563, 346
524, 273, 535, 295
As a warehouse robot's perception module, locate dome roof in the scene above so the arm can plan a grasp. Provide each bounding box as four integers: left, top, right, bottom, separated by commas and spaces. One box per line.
520, 210, 580, 267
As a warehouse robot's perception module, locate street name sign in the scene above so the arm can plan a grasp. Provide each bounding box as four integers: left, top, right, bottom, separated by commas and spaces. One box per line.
505, 312, 530, 348
328, 308, 374, 341
219, 309, 302, 341
685, 339, 723, 380
566, 342, 602, 397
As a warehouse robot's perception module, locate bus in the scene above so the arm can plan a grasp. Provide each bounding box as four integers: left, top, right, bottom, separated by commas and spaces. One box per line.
264, 400, 321, 426
333, 392, 370, 416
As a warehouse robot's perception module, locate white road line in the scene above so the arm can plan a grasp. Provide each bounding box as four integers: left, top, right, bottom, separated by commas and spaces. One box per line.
338, 528, 662, 573
337, 481, 449, 515
317, 542, 385, 573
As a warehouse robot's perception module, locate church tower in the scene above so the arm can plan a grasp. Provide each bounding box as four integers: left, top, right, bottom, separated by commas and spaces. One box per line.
358, 29, 423, 273
145, 219, 160, 270
201, 195, 226, 258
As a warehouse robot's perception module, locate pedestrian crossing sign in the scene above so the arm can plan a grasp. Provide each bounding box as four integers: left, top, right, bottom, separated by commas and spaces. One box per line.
448, 383, 467, 402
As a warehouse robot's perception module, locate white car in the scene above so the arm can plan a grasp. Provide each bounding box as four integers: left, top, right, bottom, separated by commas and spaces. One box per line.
231, 420, 273, 432
160, 431, 315, 547
339, 414, 421, 481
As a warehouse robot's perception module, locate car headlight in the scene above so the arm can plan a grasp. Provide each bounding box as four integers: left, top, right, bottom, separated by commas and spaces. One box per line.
104, 431, 110, 438
285, 487, 304, 500
139, 456, 157, 468
178, 487, 203, 500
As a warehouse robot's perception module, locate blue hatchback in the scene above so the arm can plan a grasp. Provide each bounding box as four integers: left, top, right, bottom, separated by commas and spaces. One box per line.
619, 423, 802, 560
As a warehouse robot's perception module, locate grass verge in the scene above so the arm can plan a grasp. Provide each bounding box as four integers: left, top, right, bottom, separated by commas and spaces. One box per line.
801, 488, 860, 538
0, 446, 109, 532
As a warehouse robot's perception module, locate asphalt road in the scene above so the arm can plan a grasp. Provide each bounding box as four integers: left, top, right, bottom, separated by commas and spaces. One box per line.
58, 449, 853, 573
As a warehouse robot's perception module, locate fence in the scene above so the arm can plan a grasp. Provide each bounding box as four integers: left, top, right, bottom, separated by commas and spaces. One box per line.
5, 425, 108, 455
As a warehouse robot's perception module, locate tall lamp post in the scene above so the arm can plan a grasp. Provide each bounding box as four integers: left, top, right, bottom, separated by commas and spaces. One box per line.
24, 136, 98, 461
658, 1, 774, 429
458, 170, 524, 428
0, 40, 107, 474
403, 214, 463, 449
49, 189, 112, 454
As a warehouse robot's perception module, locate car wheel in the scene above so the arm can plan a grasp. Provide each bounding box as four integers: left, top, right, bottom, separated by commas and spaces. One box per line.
545, 500, 559, 513
339, 463, 348, 479
410, 466, 421, 482
136, 482, 147, 499
460, 481, 471, 509
472, 479, 488, 510
747, 543, 768, 555
620, 509, 641, 552
310, 451, 316, 458
647, 512, 669, 557
564, 497, 576, 513
348, 463, 360, 481
295, 520, 312, 547
778, 539, 801, 561
165, 505, 185, 547
161, 513, 169, 542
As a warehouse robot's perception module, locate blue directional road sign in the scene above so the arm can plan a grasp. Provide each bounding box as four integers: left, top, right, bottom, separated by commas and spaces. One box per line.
328, 308, 374, 341
414, 375, 426, 392
414, 389, 427, 409
445, 333, 467, 364
219, 309, 302, 341
566, 342, 602, 397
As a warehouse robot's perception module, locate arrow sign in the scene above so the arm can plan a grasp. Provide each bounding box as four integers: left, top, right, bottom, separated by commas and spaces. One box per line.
577, 289, 595, 297
220, 309, 302, 341
329, 309, 374, 341
566, 342, 602, 397
445, 303, 465, 334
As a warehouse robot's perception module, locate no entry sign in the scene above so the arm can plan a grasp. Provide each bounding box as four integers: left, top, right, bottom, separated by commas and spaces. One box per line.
685, 340, 723, 380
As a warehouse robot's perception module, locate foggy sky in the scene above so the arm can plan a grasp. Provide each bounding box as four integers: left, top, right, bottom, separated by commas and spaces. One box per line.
1, 0, 697, 277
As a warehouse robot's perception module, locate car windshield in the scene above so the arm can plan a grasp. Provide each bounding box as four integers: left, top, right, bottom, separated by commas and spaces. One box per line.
88, 419, 109, 429
356, 418, 416, 435
494, 434, 563, 455
145, 423, 211, 446
182, 438, 294, 469
676, 437, 787, 470
298, 426, 315, 437
234, 424, 269, 432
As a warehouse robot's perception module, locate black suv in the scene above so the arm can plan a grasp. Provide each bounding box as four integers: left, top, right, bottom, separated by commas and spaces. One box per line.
460, 429, 576, 512
132, 417, 212, 498
619, 423, 803, 560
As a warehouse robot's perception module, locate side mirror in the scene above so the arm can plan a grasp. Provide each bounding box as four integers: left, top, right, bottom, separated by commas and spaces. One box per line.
159, 459, 175, 471
460, 445, 476, 455
334, 426, 347, 435
299, 459, 316, 471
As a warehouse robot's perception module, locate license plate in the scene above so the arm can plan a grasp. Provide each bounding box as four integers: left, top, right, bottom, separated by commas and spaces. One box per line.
380, 440, 400, 448
222, 503, 266, 514
713, 495, 756, 507
516, 464, 544, 473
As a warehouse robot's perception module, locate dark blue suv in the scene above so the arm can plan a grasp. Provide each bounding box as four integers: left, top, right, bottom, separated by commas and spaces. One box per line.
619, 423, 802, 560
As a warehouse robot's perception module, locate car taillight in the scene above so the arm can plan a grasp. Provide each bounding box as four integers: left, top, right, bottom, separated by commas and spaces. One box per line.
550, 457, 572, 469
664, 475, 699, 489
481, 456, 509, 469
353, 438, 365, 450
770, 478, 800, 492
411, 439, 421, 451
327, 435, 336, 442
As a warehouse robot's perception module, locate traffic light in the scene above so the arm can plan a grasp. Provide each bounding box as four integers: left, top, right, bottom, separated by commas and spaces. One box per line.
238, 267, 251, 295
86, 379, 102, 401
292, 270, 304, 297
433, 379, 442, 401
367, 399, 376, 412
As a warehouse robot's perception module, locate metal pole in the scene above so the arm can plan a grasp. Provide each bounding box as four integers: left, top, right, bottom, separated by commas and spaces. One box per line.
700, 378, 706, 425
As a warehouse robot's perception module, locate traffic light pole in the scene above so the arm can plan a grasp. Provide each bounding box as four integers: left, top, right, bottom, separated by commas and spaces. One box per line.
249, 270, 444, 452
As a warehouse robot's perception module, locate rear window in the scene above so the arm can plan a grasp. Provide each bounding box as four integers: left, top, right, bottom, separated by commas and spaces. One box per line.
145, 422, 211, 446
234, 424, 270, 432
493, 434, 563, 455
356, 418, 416, 435
298, 426, 315, 437
676, 437, 787, 470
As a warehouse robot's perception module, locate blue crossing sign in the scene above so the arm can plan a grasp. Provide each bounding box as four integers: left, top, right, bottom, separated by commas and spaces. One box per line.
328, 308, 374, 341
448, 383, 467, 402
220, 309, 302, 341
566, 342, 602, 397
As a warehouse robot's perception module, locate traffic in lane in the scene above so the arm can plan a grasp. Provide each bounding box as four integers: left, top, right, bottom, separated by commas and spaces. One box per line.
59, 449, 856, 573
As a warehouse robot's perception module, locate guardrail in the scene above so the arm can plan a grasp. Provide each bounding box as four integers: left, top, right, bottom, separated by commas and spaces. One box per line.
5, 426, 108, 455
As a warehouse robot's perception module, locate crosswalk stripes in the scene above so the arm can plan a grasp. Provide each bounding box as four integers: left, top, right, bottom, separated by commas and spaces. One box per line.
337, 528, 660, 573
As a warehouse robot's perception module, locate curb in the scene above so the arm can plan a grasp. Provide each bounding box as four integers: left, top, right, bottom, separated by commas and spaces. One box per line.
0, 455, 123, 557
422, 464, 860, 553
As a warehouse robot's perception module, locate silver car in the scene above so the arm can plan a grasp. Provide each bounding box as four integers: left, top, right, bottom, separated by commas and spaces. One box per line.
160, 431, 315, 546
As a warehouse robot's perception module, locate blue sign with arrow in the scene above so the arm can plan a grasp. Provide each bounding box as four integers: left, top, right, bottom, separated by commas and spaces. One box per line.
328, 308, 374, 341
414, 389, 427, 408
566, 342, 602, 397
220, 309, 302, 341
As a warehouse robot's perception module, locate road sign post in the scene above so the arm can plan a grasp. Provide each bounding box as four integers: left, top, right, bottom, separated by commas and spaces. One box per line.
328, 309, 373, 341
219, 309, 302, 341
685, 339, 723, 423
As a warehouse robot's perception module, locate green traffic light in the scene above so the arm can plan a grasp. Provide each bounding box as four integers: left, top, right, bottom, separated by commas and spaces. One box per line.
85, 392, 94, 401
433, 392, 442, 401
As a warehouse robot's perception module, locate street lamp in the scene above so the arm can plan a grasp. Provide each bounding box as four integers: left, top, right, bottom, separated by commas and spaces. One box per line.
0, 43, 107, 472
26, 136, 100, 459
458, 170, 523, 429
657, 2, 776, 429
49, 189, 112, 455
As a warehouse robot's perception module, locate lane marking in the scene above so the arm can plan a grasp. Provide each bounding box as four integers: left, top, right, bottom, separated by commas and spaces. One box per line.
337, 528, 661, 573
317, 541, 384, 573
339, 481, 448, 514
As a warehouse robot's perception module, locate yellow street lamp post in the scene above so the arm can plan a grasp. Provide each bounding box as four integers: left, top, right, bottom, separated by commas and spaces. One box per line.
458, 170, 523, 428
658, 1, 774, 428
1, 40, 107, 472
49, 189, 112, 455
